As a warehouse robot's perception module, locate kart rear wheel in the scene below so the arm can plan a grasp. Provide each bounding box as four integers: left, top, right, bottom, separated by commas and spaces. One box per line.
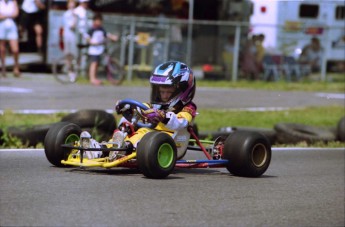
44, 122, 81, 167
222, 131, 271, 177
137, 131, 177, 179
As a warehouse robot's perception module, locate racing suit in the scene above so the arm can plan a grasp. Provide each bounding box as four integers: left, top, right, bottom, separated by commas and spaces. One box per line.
124, 102, 197, 148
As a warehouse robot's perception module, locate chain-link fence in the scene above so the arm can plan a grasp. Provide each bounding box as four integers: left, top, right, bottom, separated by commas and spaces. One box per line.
102, 14, 344, 82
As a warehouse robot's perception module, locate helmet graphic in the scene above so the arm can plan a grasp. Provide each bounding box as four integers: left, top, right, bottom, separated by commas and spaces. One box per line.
150, 61, 195, 111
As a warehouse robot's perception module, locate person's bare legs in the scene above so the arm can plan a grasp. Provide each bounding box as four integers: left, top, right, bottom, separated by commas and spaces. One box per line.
34, 23, 43, 53
89, 61, 101, 85
9, 39, 20, 77
0, 40, 6, 77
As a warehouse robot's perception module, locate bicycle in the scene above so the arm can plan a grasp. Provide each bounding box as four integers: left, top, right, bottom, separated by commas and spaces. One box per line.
52, 42, 125, 85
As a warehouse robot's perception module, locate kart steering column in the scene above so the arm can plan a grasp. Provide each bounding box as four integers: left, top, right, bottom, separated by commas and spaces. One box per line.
188, 126, 212, 160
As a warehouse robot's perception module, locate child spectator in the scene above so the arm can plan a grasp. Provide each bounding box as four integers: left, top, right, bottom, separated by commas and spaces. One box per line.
115, 61, 197, 151
85, 13, 118, 85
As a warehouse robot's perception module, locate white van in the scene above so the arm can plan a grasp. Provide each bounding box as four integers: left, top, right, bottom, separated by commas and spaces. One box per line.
250, 0, 344, 71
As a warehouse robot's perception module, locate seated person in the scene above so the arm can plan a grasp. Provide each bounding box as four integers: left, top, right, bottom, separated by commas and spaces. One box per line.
114, 61, 197, 152
299, 37, 323, 73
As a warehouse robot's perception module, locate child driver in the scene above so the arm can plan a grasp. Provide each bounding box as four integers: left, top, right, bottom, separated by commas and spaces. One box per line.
115, 61, 197, 151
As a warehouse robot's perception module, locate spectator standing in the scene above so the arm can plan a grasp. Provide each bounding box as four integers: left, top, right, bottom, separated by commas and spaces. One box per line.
241, 36, 259, 80
20, 0, 45, 53
74, 0, 92, 38
255, 34, 265, 72
0, 0, 20, 77
63, 0, 78, 80
74, 0, 92, 72
85, 13, 118, 85
222, 35, 235, 80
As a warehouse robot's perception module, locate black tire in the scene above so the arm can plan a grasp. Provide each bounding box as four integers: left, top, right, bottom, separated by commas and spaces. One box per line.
52, 55, 79, 84
0, 128, 4, 145
337, 116, 345, 142
137, 131, 177, 179
222, 131, 271, 177
107, 58, 125, 85
7, 124, 52, 147
274, 123, 336, 144
61, 109, 116, 134
44, 122, 82, 167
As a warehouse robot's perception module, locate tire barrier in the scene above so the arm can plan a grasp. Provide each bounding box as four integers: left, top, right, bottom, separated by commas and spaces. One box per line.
2, 114, 343, 147
337, 116, 345, 142
4, 110, 117, 147
7, 124, 51, 147
61, 110, 116, 133
199, 126, 276, 145
274, 123, 336, 144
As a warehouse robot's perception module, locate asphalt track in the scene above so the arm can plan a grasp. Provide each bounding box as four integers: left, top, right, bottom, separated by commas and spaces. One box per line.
0, 73, 344, 226
0, 148, 344, 226
0, 73, 344, 112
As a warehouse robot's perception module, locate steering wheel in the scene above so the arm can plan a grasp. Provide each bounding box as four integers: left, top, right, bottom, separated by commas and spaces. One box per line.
116, 99, 157, 129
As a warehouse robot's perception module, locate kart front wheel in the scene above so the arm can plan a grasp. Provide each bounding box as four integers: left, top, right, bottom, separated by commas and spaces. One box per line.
44, 122, 82, 167
222, 131, 271, 177
137, 131, 177, 179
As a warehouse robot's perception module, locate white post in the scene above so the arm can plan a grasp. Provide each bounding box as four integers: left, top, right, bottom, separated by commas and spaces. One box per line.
127, 18, 136, 81
232, 25, 241, 82
186, 0, 194, 65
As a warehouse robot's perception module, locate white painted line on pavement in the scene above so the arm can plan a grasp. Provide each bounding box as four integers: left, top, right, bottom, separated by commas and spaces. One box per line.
0, 86, 33, 93
0, 109, 115, 115
316, 93, 345, 99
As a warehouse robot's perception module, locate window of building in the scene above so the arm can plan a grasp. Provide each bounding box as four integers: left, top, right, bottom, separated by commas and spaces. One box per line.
335, 5, 345, 20
299, 4, 319, 18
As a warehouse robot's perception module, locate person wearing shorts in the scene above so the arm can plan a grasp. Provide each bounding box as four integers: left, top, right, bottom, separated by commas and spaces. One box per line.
63, 0, 78, 79
0, 0, 20, 77
85, 13, 118, 85
20, 0, 45, 53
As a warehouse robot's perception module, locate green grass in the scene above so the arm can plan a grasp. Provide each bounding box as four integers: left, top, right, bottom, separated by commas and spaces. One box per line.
0, 106, 344, 148
195, 105, 344, 131
0, 110, 64, 128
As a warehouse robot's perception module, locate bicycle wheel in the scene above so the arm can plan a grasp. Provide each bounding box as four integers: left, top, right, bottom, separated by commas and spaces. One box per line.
106, 57, 125, 85
52, 55, 79, 84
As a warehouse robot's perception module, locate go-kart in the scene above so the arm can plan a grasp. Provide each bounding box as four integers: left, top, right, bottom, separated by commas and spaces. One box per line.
44, 99, 272, 179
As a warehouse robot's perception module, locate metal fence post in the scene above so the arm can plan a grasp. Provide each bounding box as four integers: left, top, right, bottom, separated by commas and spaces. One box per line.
232, 25, 241, 82
186, 0, 194, 65
320, 28, 328, 82
127, 18, 136, 81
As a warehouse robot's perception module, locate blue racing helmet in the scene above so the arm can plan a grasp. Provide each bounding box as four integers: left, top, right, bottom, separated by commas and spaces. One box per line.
150, 61, 196, 111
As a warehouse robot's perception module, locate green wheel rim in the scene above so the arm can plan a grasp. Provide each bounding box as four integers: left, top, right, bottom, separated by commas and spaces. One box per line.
65, 134, 80, 159
65, 134, 79, 144
157, 143, 174, 168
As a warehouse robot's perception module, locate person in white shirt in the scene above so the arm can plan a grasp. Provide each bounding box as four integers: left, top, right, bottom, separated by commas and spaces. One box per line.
85, 13, 118, 85
73, 0, 92, 72
63, 0, 78, 79
20, 0, 45, 53
74, 0, 92, 38
0, 0, 20, 77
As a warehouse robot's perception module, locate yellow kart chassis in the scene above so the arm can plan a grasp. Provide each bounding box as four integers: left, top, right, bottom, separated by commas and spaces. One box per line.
61, 147, 137, 168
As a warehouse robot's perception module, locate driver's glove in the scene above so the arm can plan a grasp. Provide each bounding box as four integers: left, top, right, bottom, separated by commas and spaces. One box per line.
142, 108, 167, 124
